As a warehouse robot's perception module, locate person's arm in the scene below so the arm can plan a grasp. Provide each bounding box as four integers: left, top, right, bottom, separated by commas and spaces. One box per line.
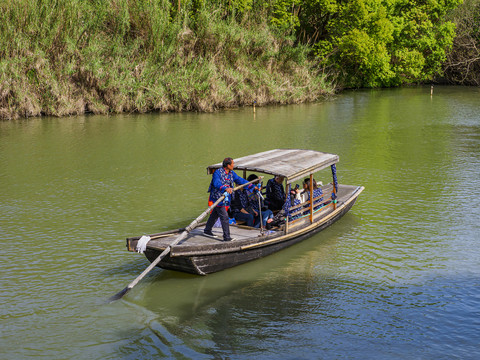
231, 171, 249, 186
294, 189, 302, 202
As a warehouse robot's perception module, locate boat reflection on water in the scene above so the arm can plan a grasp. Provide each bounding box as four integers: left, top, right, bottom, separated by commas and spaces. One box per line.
117, 227, 352, 357
114, 212, 363, 358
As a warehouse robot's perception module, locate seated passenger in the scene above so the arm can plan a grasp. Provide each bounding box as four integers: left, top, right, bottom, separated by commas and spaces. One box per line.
266, 175, 285, 211
291, 183, 306, 203
230, 188, 255, 227
247, 174, 274, 229
282, 184, 302, 221
303, 178, 324, 211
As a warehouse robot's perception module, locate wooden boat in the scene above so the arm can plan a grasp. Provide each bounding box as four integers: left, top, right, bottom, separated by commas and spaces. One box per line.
126, 149, 364, 275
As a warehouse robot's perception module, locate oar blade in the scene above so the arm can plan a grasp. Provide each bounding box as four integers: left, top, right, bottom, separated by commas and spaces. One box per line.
107, 286, 131, 303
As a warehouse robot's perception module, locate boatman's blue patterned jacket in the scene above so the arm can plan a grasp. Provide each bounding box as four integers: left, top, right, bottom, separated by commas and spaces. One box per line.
207, 167, 251, 206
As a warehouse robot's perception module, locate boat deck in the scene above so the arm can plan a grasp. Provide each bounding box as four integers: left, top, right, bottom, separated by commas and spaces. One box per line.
127, 183, 362, 255
145, 225, 274, 252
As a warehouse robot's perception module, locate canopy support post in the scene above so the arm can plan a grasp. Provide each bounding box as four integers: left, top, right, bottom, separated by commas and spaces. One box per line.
331, 164, 338, 210
284, 178, 289, 234
309, 174, 314, 223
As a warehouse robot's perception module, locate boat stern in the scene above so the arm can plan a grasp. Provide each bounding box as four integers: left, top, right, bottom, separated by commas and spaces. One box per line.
126, 237, 140, 252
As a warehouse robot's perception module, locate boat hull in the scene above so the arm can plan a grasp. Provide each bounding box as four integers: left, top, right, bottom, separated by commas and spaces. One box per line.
144, 196, 358, 275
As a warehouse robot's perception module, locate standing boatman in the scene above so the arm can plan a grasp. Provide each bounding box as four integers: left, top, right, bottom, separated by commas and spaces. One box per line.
204, 157, 251, 241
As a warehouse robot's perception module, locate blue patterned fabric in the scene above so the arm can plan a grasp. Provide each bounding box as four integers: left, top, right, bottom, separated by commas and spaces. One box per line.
232, 188, 262, 213
208, 168, 249, 206
331, 164, 338, 200
304, 188, 324, 211
283, 186, 325, 221
247, 187, 263, 213
282, 185, 302, 221
231, 188, 270, 227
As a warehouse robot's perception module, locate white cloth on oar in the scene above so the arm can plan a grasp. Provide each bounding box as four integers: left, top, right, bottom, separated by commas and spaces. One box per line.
136, 235, 151, 253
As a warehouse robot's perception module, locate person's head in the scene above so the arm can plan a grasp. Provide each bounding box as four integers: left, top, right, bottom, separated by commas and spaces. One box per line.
303, 178, 317, 189
275, 175, 284, 184
247, 174, 260, 188
222, 157, 234, 171
303, 178, 309, 190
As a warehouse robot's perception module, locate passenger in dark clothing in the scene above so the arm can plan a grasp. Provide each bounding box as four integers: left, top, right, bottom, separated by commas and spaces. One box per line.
266, 175, 285, 211
230, 188, 256, 227
231, 174, 274, 228
247, 174, 274, 228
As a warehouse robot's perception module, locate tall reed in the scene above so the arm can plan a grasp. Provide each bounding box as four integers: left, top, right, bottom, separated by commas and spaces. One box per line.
0, 0, 332, 120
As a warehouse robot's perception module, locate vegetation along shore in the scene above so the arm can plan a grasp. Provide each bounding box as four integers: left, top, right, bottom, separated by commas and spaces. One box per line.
1, 0, 479, 120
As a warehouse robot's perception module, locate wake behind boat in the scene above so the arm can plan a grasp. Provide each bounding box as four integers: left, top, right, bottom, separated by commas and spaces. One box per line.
126, 149, 364, 275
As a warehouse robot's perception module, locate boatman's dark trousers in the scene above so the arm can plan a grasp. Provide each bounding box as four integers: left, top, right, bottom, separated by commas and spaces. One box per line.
204, 206, 231, 241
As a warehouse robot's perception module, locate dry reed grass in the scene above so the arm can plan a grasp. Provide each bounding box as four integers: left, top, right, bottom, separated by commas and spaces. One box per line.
0, 0, 333, 120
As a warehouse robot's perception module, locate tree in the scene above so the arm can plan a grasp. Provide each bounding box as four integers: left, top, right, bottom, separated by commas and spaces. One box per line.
443, 0, 480, 85
296, 0, 461, 88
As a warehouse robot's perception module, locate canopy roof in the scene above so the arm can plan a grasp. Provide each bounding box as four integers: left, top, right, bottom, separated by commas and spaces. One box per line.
207, 149, 339, 183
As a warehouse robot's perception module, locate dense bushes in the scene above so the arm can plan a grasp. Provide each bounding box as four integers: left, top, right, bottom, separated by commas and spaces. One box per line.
269, 0, 461, 88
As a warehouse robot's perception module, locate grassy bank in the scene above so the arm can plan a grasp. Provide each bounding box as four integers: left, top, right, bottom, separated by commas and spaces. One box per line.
0, 0, 332, 120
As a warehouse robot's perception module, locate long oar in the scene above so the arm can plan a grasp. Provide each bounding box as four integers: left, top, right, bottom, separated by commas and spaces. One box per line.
257, 190, 264, 235
108, 176, 262, 302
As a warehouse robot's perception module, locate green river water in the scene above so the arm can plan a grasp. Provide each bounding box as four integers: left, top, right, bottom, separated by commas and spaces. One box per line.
1, 86, 479, 359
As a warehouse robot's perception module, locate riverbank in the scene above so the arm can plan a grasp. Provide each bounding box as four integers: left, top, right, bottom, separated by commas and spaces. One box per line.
0, 1, 332, 121
1, 0, 478, 121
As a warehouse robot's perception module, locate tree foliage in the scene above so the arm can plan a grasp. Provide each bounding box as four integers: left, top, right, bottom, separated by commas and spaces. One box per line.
270, 0, 462, 87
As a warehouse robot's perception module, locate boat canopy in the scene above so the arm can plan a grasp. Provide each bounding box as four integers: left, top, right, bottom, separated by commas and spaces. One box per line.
207, 149, 339, 184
